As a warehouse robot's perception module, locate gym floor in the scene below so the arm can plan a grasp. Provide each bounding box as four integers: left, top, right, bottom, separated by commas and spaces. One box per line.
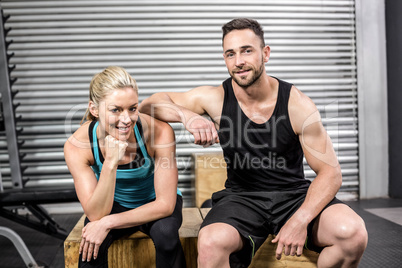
1, 198, 401, 268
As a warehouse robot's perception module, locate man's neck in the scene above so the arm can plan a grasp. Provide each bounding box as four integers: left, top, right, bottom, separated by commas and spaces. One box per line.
232, 74, 276, 104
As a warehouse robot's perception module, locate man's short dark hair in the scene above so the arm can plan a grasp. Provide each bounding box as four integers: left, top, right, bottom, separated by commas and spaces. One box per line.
222, 18, 265, 47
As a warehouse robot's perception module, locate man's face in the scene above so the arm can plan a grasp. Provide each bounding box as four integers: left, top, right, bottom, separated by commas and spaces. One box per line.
222, 29, 269, 88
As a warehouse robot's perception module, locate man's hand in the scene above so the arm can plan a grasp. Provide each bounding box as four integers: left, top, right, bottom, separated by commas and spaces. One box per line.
80, 219, 110, 262
271, 216, 308, 260
185, 114, 219, 147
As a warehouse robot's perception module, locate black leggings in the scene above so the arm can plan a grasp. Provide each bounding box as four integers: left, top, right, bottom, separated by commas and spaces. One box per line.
79, 195, 186, 268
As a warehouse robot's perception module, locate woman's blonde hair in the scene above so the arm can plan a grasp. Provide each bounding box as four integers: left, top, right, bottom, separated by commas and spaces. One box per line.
81, 66, 138, 124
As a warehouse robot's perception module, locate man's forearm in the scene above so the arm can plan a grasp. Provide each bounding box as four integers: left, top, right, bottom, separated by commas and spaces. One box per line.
294, 167, 342, 224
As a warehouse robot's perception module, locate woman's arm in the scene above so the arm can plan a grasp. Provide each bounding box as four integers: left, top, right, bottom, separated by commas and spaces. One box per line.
64, 123, 127, 221
100, 114, 179, 229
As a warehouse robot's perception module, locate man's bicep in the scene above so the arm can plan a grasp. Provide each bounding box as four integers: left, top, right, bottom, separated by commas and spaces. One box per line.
167, 87, 210, 115
300, 117, 339, 172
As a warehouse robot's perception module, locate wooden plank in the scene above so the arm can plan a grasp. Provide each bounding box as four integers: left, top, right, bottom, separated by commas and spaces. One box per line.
199, 208, 210, 219
180, 207, 201, 268
110, 207, 201, 268
65, 208, 202, 268
108, 237, 155, 268
64, 214, 85, 268
179, 207, 202, 237
200, 207, 318, 268
194, 153, 227, 207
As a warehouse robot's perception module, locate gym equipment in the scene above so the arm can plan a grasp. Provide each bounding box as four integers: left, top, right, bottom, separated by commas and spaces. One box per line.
0, 8, 77, 267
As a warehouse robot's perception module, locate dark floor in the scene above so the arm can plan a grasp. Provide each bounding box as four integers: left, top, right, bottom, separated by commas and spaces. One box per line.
1, 198, 402, 268
0, 212, 82, 268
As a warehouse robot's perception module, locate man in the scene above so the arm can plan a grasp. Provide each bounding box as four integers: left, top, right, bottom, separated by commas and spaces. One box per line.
140, 18, 367, 268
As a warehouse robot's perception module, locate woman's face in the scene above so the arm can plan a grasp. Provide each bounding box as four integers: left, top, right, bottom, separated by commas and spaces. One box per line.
95, 87, 139, 141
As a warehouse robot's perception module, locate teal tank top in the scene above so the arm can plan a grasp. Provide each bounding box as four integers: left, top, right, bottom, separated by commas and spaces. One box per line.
90, 120, 181, 209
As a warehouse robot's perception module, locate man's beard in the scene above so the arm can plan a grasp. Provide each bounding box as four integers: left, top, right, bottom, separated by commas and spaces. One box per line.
231, 63, 265, 88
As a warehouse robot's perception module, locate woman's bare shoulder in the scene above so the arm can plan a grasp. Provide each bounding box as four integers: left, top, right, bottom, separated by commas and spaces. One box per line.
64, 121, 93, 154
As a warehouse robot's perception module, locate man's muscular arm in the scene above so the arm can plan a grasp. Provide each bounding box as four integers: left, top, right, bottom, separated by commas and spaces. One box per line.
272, 86, 342, 259
140, 86, 221, 146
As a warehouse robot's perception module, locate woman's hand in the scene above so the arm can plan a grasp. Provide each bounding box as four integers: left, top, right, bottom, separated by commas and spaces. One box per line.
80, 218, 110, 262
104, 135, 128, 166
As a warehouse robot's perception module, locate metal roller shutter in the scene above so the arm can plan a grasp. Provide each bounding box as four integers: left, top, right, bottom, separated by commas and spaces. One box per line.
0, 0, 358, 207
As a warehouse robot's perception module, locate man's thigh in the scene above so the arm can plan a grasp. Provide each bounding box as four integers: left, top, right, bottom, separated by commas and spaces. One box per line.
200, 192, 271, 266
201, 192, 270, 243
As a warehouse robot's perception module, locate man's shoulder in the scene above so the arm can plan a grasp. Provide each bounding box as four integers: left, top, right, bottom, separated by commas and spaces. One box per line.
271, 76, 293, 87
289, 86, 316, 109
288, 86, 319, 134
194, 84, 224, 94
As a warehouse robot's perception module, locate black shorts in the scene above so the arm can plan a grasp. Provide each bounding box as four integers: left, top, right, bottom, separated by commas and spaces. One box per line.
200, 188, 343, 268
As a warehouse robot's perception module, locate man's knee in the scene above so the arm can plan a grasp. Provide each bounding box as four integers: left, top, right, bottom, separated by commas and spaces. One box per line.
198, 227, 224, 266
198, 223, 243, 258
334, 215, 368, 254
348, 218, 368, 253
198, 227, 218, 253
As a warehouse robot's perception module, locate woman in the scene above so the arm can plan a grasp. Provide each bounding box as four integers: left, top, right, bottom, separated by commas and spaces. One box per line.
64, 66, 186, 268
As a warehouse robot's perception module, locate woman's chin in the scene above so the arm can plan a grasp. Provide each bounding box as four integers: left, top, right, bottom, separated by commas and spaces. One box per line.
117, 133, 130, 141
110, 130, 130, 141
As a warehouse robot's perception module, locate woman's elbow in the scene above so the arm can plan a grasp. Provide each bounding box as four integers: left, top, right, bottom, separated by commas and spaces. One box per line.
85, 213, 102, 222
160, 201, 176, 218
83, 206, 111, 222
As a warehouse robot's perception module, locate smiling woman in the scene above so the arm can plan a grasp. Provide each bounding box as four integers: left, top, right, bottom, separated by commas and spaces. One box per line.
63, 66, 185, 268
84, 67, 138, 140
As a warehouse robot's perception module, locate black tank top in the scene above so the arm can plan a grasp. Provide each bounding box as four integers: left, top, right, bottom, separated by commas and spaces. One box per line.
218, 77, 311, 192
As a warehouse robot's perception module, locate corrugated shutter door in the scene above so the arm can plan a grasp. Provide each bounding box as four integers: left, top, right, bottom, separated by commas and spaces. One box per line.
0, 0, 358, 206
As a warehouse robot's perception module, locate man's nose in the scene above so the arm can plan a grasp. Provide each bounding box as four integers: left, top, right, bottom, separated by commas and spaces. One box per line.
235, 54, 245, 66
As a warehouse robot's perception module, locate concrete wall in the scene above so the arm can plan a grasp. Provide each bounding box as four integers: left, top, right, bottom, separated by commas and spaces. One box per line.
356, 0, 389, 198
